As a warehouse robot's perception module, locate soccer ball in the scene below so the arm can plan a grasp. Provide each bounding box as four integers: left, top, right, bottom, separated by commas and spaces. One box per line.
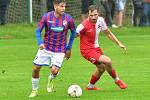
68, 85, 82, 98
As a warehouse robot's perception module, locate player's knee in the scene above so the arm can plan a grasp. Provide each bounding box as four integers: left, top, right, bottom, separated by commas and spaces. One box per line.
33, 66, 41, 73
97, 64, 105, 72
99, 55, 112, 65
104, 57, 112, 66
99, 67, 105, 73
51, 70, 58, 75
32, 66, 41, 78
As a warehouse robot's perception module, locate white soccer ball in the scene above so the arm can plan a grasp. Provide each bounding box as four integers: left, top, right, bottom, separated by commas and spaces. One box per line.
68, 84, 82, 98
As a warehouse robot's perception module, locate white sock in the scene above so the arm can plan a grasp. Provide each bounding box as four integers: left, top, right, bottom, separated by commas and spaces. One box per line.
49, 73, 55, 81
32, 78, 39, 90
115, 77, 120, 82
48, 72, 59, 81
87, 82, 94, 88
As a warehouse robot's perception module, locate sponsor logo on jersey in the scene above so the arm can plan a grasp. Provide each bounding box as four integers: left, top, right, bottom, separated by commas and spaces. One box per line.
87, 29, 92, 32
48, 21, 55, 24
51, 27, 64, 32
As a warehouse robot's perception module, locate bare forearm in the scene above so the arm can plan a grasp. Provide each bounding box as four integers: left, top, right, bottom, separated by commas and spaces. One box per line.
104, 29, 122, 46
109, 32, 121, 45
104, 29, 127, 53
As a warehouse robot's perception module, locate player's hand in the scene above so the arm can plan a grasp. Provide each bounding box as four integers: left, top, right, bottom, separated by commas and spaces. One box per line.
119, 44, 127, 54
65, 50, 71, 60
75, 33, 80, 38
39, 44, 45, 50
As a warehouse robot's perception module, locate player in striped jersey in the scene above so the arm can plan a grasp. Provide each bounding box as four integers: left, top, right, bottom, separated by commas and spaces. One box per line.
29, 0, 76, 97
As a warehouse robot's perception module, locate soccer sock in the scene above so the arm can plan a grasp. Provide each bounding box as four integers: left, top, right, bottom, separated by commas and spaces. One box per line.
87, 82, 94, 88
87, 75, 100, 88
32, 78, 39, 90
111, 69, 120, 81
48, 72, 60, 81
49, 73, 55, 81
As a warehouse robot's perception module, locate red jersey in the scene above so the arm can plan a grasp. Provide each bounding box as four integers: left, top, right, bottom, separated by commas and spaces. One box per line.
76, 17, 108, 50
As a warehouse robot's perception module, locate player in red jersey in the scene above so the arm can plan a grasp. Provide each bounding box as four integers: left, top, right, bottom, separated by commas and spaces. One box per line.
76, 5, 127, 90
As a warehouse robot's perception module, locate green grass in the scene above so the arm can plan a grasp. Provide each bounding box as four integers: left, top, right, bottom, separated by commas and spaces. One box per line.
0, 24, 150, 100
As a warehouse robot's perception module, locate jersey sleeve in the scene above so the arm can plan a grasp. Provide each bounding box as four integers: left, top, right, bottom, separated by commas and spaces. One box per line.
36, 13, 47, 46
66, 17, 76, 50
76, 24, 85, 35
68, 17, 76, 31
100, 17, 108, 31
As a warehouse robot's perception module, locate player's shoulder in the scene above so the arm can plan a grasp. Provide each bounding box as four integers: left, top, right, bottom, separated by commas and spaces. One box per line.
64, 13, 74, 19
47, 11, 54, 16
82, 18, 89, 25
97, 16, 106, 25
97, 16, 105, 22
41, 11, 53, 18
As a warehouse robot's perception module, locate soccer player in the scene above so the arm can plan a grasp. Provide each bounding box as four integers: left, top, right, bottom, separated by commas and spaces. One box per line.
28, 0, 76, 97
76, 5, 127, 90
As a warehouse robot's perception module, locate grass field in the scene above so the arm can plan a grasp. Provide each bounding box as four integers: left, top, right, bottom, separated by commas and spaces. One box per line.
0, 24, 150, 100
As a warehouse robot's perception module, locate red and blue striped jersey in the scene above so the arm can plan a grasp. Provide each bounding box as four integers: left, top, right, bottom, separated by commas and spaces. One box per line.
36, 11, 76, 53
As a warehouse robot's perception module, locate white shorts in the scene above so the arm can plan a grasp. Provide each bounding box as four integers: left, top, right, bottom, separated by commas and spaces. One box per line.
33, 49, 65, 68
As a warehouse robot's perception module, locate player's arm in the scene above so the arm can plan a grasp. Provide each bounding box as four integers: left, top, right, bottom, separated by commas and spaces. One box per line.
36, 13, 47, 49
76, 24, 84, 38
65, 18, 76, 60
103, 29, 127, 53
75, 33, 80, 38
100, 17, 127, 53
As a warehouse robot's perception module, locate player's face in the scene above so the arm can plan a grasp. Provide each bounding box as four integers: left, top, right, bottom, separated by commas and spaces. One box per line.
55, 2, 66, 16
88, 10, 99, 23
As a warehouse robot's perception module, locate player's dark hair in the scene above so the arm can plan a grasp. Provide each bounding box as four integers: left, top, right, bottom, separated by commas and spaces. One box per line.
88, 5, 101, 15
88, 5, 98, 12
53, 0, 66, 4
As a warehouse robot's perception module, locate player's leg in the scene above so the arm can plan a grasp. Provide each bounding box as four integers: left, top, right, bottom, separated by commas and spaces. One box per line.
86, 63, 105, 90
99, 55, 127, 89
47, 65, 60, 92
29, 49, 51, 97
47, 52, 65, 92
29, 65, 41, 97
115, 0, 126, 27
49, 65, 60, 80
82, 48, 105, 90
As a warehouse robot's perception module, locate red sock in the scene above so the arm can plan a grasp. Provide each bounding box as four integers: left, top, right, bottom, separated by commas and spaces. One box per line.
111, 69, 117, 79
90, 75, 100, 84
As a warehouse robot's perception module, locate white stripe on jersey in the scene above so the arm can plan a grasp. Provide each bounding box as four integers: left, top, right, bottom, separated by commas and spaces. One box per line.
94, 17, 108, 48
76, 24, 84, 35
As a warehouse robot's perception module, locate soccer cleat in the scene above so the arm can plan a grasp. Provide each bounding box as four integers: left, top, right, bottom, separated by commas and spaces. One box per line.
47, 79, 54, 93
28, 90, 38, 98
85, 86, 101, 90
115, 80, 127, 89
